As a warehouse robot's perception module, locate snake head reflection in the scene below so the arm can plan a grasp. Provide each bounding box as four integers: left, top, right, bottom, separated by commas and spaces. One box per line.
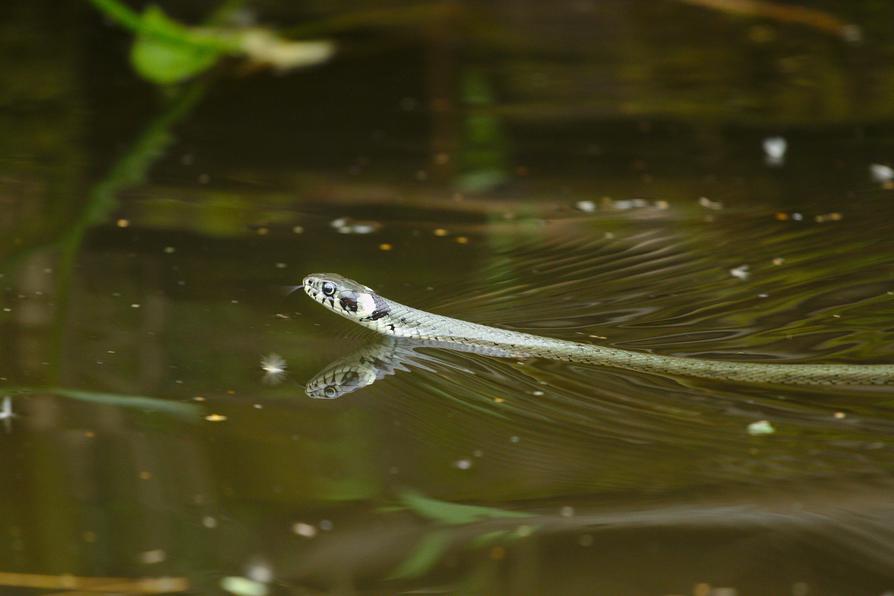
305, 363, 378, 399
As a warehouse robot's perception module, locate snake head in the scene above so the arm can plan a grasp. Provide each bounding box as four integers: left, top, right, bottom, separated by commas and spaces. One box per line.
303, 273, 390, 323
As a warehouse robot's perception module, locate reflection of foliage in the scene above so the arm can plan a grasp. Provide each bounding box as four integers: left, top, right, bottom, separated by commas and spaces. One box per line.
398, 489, 530, 525
389, 489, 536, 580
4, 387, 200, 419
53, 80, 207, 324
457, 68, 510, 194
88, 0, 333, 84
678, 0, 860, 40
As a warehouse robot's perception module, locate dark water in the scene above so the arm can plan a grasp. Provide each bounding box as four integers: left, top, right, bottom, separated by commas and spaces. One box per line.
3, 1, 894, 594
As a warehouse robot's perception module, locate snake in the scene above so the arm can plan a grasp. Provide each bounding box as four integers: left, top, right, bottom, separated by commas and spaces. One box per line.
302, 273, 894, 387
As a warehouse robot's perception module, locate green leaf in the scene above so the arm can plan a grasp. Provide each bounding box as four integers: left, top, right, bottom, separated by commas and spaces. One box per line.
130, 6, 221, 84
399, 489, 531, 525
387, 530, 452, 580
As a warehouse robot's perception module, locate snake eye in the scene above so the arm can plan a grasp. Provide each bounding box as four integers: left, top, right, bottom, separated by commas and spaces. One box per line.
324, 385, 338, 398
322, 281, 336, 297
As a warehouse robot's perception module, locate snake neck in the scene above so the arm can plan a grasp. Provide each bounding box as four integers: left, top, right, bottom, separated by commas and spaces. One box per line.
355, 297, 894, 387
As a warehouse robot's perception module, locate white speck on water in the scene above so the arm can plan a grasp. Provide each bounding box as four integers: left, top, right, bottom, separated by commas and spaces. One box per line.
2, 308, 10, 313
510, 435, 521, 444
763, 136, 787, 166
319, 519, 333, 531
330, 217, 381, 234
454, 458, 472, 470
139, 549, 167, 564
163, 246, 175, 254
560, 506, 575, 517
611, 198, 650, 210
246, 560, 273, 584
791, 212, 803, 221
130, 303, 140, 309
531, 390, 545, 396
221, 576, 267, 596
575, 200, 597, 213
698, 196, 723, 210
261, 354, 286, 374
758, 293, 769, 298
292, 522, 317, 538
274, 262, 287, 269
0, 396, 15, 421
729, 265, 750, 280
261, 353, 287, 384
870, 163, 894, 183
202, 516, 218, 529
292, 225, 304, 234
747, 420, 776, 435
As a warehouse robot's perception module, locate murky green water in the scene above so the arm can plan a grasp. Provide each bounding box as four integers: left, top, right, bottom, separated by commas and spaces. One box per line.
3, 1, 894, 594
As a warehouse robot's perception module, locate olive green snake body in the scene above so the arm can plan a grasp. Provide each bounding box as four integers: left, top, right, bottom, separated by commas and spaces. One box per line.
303, 273, 894, 387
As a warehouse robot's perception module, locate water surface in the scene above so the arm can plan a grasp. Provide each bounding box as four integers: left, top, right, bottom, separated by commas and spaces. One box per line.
2, 1, 894, 594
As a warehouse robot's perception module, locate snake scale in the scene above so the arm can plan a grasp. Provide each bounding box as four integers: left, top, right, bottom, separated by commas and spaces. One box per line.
303, 273, 894, 387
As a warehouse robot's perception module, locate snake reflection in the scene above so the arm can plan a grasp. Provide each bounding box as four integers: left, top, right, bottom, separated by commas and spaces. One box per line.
305, 337, 521, 399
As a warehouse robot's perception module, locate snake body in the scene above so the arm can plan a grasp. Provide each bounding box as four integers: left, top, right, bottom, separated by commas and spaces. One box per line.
303, 273, 894, 387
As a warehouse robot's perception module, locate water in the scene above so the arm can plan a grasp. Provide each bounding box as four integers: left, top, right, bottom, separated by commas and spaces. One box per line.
2, 1, 894, 594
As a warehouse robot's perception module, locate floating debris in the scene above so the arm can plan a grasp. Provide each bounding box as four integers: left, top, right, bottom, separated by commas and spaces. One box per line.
610, 198, 651, 210
870, 163, 894, 186
729, 264, 750, 280
116, 218, 130, 228
378, 243, 393, 251
455, 236, 469, 245
747, 420, 776, 435
138, 549, 167, 565
454, 458, 472, 470
292, 522, 317, 538
221, 576, 268, 596
870, 163, 893, 182
774, 212, 804, 222
575, 200, 597, 213
698, 196, 723, 210
814, 212, 843, 223
330, 217, 382, 235
0, 396, 14, 432
260, 353, 287, 385
763, 136, 787, 166
205, 414, 227, 422
772, 257, 785, 266
433, 228, 449, 237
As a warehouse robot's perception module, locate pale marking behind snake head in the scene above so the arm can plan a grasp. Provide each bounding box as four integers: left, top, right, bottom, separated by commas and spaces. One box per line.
302, 273, 390, 329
